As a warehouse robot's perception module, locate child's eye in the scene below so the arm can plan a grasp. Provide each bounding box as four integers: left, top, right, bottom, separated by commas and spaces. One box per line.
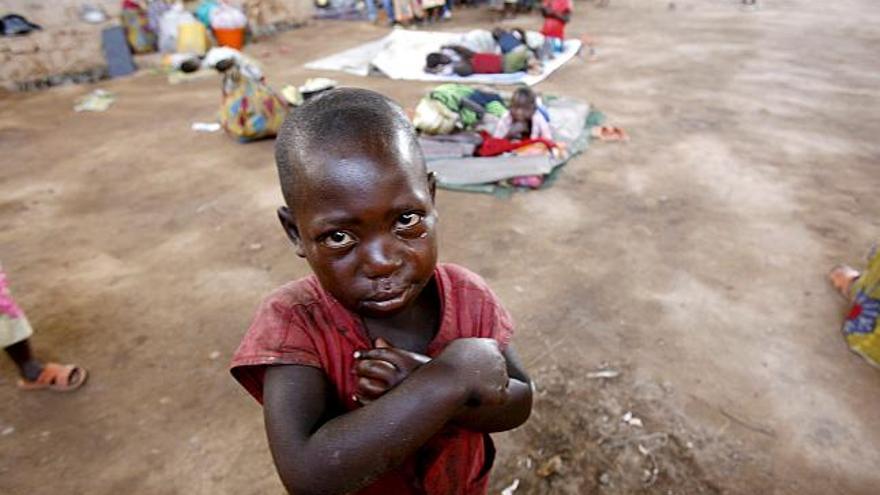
322, 231, 355, 249
396, 213, 423, 229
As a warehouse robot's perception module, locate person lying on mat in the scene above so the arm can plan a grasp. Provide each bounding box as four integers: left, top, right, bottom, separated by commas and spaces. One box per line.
424, 44, 533, 76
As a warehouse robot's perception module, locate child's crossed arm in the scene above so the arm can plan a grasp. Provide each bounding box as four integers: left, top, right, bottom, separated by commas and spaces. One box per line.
262, 338, 523, 495
355, 338, 532, 432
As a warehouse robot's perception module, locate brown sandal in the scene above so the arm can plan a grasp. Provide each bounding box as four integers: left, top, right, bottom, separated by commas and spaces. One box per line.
18, 363, 88, 392
591, 125, 630, 142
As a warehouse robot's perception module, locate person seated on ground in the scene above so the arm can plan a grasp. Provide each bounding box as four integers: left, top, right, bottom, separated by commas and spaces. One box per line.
493, 87, 553, 141
421, 0, 446, 22
502, 0, 518, 18
230, 88, 533, 495
1, 267, 87, 391
541, 0, 572, 52
829, 244, 880, 367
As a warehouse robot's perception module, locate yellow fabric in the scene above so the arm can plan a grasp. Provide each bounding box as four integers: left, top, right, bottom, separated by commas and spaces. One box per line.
845, 245, 880, 367
177, 22, 209, 56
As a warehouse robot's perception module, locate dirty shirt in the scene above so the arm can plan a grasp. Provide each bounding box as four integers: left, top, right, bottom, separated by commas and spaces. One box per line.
230, 263, 514, 495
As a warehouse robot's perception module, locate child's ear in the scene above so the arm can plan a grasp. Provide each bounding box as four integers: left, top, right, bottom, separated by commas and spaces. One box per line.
277, 206, 306, 258
427, 171, 437, 203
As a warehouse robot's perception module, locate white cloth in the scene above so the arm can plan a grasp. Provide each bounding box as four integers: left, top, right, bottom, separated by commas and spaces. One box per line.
493, 110, 554, 140
458, 29, 500, 54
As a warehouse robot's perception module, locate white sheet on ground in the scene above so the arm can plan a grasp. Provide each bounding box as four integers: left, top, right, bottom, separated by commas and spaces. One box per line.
304, 29, 581, 86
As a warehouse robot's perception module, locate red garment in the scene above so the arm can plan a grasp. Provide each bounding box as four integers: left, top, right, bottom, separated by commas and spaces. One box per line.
231, 263, 514, 495
471, 53, 503, 74
477, 131, 556, 157
541, 0, 572, 39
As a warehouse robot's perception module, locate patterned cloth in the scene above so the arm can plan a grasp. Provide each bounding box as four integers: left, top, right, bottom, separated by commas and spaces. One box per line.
844, 245, 880, 367
220, 65, 287, 142
0, 267, 33, 349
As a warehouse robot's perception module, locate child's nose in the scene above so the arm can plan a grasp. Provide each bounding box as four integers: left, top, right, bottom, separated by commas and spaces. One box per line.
361, 238, 403, 279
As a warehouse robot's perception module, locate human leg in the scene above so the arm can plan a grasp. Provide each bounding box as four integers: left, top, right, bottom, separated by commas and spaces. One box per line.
4, 339, 42, 381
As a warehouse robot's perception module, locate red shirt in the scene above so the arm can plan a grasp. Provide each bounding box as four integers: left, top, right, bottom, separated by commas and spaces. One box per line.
541, 0, 572, 39
231, 263, 514, 495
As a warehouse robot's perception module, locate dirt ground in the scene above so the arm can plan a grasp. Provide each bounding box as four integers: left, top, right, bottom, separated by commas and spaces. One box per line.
2, 0, 879, 493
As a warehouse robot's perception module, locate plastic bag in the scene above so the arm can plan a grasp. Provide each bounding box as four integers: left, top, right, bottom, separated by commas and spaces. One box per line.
210, 3, 247, 29
413, 98, 458, 135
158, 3, 196, 53
195, 0, 219, 28
177, 21, 208, 55
219, 66, 287, 141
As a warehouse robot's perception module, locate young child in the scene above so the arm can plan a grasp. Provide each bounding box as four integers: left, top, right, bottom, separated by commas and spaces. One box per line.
541, 0, 572, 53
230, 88, 533, 495
493, 87, 553, 141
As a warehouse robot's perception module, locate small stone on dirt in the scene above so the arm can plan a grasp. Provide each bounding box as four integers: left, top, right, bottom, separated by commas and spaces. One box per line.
536, 454, 563, 478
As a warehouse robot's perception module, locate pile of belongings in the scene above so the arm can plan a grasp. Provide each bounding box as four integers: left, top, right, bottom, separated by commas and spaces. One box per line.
413, 84, 601, 194
121, 0, 248, 55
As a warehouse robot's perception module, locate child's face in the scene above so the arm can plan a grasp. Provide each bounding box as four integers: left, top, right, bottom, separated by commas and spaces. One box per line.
511, 97, 536, 124
283, 143, 438, 318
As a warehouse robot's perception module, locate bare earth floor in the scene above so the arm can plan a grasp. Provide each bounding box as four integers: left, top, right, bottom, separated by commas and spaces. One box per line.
1, 0, 879, 493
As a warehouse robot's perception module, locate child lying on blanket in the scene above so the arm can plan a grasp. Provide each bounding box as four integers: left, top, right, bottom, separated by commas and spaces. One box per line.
424, 44, 537, 76
492, 87, 553, 141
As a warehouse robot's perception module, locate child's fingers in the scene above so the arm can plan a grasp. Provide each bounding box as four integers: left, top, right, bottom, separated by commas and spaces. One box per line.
356, 376, 389, 398
354, 358, 397, 382
359, 348, 409, 369
361, 348, 431, 371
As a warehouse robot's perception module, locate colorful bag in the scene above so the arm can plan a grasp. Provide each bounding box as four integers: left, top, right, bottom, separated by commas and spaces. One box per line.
844, 245, 880, 367
121, 2, 157, 53
220, 66, 287, 142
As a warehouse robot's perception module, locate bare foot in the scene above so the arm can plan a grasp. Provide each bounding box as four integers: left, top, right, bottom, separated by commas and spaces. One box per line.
829, 264, 860, 297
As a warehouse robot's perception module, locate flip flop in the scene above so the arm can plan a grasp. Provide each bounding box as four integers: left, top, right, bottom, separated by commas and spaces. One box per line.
18, 363, 88, 392
591, 125, 630, 142
829, 265, 860, 298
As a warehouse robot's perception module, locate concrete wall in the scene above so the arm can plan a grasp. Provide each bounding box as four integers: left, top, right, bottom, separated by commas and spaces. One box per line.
0, 0, 121, 90
0, 0, 312, 91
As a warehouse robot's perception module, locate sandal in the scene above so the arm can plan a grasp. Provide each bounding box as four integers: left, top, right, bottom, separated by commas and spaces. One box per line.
591, 125, 630, 142
18, 363, 88, 392
829, 264, 860, 298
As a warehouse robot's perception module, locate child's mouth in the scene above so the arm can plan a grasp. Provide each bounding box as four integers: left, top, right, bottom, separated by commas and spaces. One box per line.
362, 287, 409, 312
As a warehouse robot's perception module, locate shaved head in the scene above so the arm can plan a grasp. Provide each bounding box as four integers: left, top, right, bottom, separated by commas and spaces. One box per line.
274, 88, 426, 209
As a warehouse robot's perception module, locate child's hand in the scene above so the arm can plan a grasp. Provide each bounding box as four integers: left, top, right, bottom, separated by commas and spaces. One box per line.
435, 338, 509, 407
507, 122, 529, 140
353, 338, 431, 404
